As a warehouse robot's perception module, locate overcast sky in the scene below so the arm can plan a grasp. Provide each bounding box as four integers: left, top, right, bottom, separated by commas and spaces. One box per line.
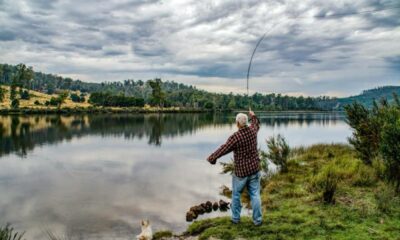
0, 0, 399, 96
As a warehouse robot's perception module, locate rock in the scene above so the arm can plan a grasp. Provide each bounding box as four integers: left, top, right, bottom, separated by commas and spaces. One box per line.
205, 201, 213, 213
190, 205, 205, 215
219, 199, 230, 211
186, 211, 196, 222
212, 202, 219, 211
200, 203, 207, 209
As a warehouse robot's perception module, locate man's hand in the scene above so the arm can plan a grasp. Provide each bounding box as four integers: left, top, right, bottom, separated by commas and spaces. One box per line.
207, 156, 217, 165
249, 110, 255, 117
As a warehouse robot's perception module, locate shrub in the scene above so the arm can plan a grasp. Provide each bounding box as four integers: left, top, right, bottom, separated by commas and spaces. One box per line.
11, 99, 19, 109
153, 230, 173, 239
380, 107, 400, 192
263, 134, 290, 173
372, 158, 386, 180
0, 223, 25, 240
310, 164, 340, 204
220, 161, 234, 175
0, 87, 6, 102
70, 93, 85, 103
20, 90, 30, 100
352, 163, 376, 187
345, 98, 400, 192
344, 102, 380, 165
49, 97, 61, 106
34, 100, 41, 105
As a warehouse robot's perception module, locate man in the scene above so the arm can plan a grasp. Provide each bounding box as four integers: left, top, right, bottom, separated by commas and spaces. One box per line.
207, 111, 262, 226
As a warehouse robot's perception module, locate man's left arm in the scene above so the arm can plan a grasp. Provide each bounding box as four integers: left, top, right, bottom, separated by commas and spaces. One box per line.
207, 135, 237, 164
249, 111, 260, 132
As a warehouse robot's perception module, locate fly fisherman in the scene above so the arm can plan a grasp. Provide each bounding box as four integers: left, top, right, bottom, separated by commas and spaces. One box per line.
207, 111, 262, 226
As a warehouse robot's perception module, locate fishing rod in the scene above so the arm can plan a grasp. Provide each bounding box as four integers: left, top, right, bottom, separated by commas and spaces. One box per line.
244, 5, 400, 111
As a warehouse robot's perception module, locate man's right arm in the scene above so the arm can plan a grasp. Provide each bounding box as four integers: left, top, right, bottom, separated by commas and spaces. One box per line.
207, 134, 237, 164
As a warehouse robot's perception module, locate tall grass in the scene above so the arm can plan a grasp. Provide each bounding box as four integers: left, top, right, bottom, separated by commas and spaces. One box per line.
0, 224, 24, 240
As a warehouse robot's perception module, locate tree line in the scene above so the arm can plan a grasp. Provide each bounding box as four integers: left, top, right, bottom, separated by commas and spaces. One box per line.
0, 63, 384, 111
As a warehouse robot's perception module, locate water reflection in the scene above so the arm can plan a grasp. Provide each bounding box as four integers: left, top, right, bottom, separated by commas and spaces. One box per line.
0, 113, 345, 157
0, 112, 349, 239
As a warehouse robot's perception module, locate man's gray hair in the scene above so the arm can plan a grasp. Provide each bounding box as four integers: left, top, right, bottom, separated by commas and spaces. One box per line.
236, 113, 248, 127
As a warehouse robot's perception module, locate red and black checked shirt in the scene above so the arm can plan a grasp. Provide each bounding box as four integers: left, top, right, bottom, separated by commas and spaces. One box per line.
208, 115, 261, 177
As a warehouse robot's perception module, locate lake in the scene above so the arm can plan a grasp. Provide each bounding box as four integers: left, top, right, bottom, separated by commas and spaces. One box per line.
0, 112, 350, 239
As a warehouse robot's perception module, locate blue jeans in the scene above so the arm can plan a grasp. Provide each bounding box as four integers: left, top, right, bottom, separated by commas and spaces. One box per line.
231, 171, 262, 225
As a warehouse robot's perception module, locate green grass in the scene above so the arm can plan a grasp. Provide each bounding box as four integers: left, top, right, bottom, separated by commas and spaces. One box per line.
184, 144, 400, 240
0, 224, 25, 240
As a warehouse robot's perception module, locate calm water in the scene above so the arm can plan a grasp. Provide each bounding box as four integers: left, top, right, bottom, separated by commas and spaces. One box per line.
0, 112, 350, 239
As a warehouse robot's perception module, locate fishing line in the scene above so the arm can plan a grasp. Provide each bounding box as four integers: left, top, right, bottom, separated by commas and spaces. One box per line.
245, 5, 400, 110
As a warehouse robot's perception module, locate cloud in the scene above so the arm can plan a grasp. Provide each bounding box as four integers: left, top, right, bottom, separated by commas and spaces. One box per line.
0, 0, 399, 96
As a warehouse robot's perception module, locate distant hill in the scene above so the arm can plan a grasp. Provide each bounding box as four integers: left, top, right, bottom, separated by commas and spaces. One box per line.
335, 86, 400, 109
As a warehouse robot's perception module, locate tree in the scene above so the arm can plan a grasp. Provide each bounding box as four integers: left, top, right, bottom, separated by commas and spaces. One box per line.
8, 64, 33, 102
0, 87, 5, 102
14, 64, 33, 96
11, 99, 19, 109
57, 91, 69, 108
148, 78, 165, 107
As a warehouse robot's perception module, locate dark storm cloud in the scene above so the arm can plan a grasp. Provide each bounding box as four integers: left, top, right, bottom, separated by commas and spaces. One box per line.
0, 30, 17, 41
385, 56, 400, 71
0, 0, 399, 96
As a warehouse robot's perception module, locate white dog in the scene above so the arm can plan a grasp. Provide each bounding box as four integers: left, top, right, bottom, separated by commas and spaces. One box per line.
136, 220, 153, 240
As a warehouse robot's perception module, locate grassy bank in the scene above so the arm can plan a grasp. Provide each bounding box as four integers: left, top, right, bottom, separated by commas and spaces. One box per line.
0, 85, 220, 114
173, 144, 400, 240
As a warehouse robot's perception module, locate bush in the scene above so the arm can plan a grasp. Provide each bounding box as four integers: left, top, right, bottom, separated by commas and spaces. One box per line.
0, 223, 25, 240
0, 87, 6, 102
310, 164, 340, 204
20, 90, 30, 100
263, 134, 290, 173
70, 93, 85, 103
380, 107, 400, 192
49, 97, 61, 106
345, 102, 380, 165
372, 158, 386, 180
345, 97, 400, 192
34, 100, 41, 105
11, 99, 19, 109
153, 230, 173, 239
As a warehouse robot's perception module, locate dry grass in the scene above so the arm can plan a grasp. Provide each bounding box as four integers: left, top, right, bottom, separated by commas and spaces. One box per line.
0, 85, 90, 109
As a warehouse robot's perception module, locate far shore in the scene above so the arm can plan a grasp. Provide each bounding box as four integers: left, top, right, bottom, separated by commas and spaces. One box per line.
0, 107, 345, 115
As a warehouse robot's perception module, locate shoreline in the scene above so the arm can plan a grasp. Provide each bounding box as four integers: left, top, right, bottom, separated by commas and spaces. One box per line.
0, 107, 216, 115
0, 107, 344, 115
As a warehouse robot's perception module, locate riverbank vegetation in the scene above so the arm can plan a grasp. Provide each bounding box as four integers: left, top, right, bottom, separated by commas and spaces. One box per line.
177, 143, 400, 240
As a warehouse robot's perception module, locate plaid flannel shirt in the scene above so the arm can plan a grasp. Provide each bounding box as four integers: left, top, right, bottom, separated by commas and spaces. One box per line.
208, 114, 261, 177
